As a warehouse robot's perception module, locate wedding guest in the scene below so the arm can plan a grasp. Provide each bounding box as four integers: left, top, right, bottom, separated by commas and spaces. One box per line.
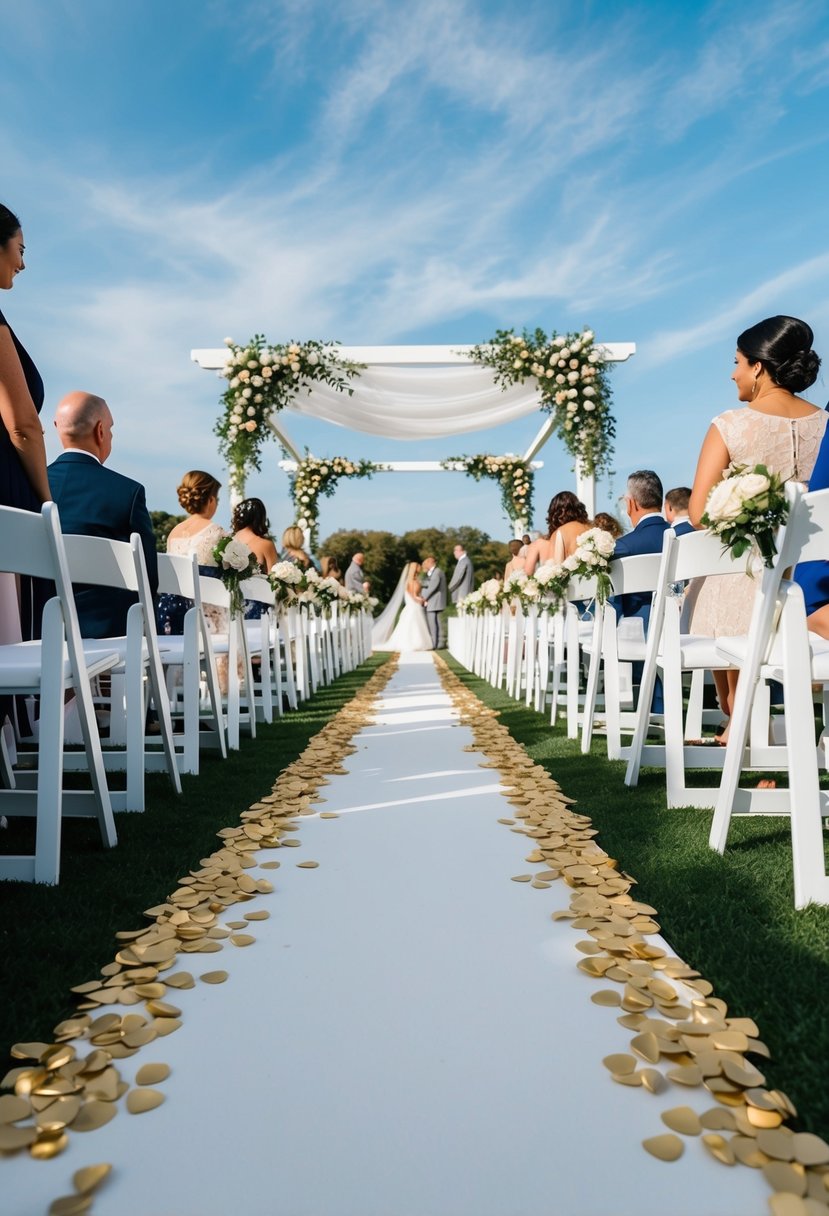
0, 204, 49, 658
522, 491, 590, 575
592, 511, 624, 540
663, 487, 694, 536
344, 551, 366, 593
231, 497, 277, 573
612, 471, 668, 623
504, 539, 524, 579
281, 525, 313, 569
320, 555, 343, 583
688, 316, 824, 736
448, 544, 474, 602
157, 471, 228, 637
421, 555, 447, 648
795, 424, 829, 637
49, 391, 158, 638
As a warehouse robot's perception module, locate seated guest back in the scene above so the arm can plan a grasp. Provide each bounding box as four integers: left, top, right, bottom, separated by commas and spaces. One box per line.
48, 391, 158, 638
504, 539, 524, 579
612, 470, 668, 625
231, 497, 277, 573
663, 486, 695, 536
282, 525, 313, 569
320, 555, 343, 582
523, 491, 590, 575
157, 470, 227, 637
592, 512, 624, 540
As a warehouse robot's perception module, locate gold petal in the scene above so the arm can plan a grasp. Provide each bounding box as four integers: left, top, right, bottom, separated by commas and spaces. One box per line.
702, 1133, 736, 1166
73, 1101, 117, 1132
591, 990, 622, 1007
642, 1133, 684, 1161
661, 1107, 702, 1136
767, 1195, 810, 1216
0, 1093, 31, 1123
792, 1133, 829, 1167
602, 1053, 636, 1075
152, 1017, 182, 1038
230, 934, 255, 947
135, 1063, 171, 1086
244, 910, 270, 921
30, 1131, 69, 1159
126, 1088, 165, 1114
630, 1032, 661, 1064
296, 861, 319, 869
72, 1163, 112, 1194
757, 1128, 796, 1162
48, 1196, 93, 1216
200, 971, 229, 984
762, 1161, 807, 1197
0, 1123, 38, 1151
640, 1069, 666, 1094
163, 972, 195, 989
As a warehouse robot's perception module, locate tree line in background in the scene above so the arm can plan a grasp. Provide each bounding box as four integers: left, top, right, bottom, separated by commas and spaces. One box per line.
150, 513, 509, 607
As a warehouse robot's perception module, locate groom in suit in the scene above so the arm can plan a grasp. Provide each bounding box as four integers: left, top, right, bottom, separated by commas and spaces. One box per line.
421, 555, 447, 649
48, 390, 158, 639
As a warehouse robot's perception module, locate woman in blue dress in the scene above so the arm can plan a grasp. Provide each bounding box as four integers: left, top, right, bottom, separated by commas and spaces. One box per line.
794, 401, 829, 636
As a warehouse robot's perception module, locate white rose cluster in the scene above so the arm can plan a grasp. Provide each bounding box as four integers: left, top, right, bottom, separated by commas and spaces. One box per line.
705, 470, 771, 525
271, 561, 303, 585
219, 538, 254, 573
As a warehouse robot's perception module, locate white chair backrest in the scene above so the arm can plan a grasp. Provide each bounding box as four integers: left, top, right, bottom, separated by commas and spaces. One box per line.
667, 528, 748, 583
608, 553, 662, 595
157, 552, 197, 598
197, 565, 230, 610
778, 483, 829, 566
0, 502, 61, 579
62, 533, 138, 592
567, 574, 598, 602
241, 574, 275, 606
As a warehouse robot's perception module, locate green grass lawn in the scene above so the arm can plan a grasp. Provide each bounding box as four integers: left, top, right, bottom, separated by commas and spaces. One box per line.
0, 656, 389, 1073
443, 654, 829, 1143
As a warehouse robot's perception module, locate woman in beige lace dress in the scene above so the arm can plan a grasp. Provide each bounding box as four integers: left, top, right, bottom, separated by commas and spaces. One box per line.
688, 315, 825, 733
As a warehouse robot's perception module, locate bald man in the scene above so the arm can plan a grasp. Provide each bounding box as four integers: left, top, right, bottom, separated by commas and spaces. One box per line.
48, 391, 157, 638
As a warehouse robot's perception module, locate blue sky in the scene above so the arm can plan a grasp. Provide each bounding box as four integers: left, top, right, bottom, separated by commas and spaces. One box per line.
4, 0, 829, 545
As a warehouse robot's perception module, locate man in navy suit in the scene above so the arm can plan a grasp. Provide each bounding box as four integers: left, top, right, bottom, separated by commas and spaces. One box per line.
48, 391, 158, 639
664, 486, 695, 536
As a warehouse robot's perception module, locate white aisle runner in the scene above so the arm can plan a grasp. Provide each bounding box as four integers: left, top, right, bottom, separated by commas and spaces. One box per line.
7, 653, 766, 1216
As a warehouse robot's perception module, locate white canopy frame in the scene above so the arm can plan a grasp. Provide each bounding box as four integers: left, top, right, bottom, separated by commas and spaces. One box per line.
191, 342, 636, 535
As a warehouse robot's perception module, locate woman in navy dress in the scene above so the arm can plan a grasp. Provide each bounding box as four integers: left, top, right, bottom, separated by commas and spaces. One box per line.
0, 204, 49, 512
794, 403, 829, 636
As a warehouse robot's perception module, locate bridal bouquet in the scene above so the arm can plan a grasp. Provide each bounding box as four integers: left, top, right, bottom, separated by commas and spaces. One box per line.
212, 537, 259, 615
701, 463, 788, 569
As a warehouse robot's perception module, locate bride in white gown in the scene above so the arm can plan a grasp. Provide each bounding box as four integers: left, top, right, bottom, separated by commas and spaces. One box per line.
371, 561, 433, 652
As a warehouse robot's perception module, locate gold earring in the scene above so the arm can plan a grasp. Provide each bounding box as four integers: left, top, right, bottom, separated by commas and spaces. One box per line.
752, 374, 761, 399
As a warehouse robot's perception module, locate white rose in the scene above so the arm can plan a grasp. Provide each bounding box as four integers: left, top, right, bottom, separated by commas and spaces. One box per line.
705, 477, 746, 522
563, 554, 580, 571
247, 406, 256, 416
560, 347, 571, 359
524, 580, 540, 599
262, 366, 273, 378
567, 371, 579, 383
308, 351, 319, 365
254, 394, 263, 404
238, 369, 250, 382
242, 388, 253, 399
259, 351, 272, 365
224, 336, 234, 347
583, 401, 595, 411
583, 330, 594, 342
221, 538, 252, 572
247, 360, 258, 369
567, 389, 578, 399
569, 359, 580, 370
735, 471, 771, 503
251, 375, 263, 387
583, 386, 595, 397
229, 377, 240, 389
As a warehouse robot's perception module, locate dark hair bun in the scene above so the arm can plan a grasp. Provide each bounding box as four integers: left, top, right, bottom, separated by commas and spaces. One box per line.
775, 348, 821, 394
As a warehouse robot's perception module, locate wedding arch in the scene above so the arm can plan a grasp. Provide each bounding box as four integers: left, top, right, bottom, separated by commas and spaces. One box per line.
191, 338, 636, 539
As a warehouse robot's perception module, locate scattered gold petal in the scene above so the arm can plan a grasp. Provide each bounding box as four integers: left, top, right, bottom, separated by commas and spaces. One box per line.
702, 1133, 736, 1166
642, 1133, 684, 1161
767, 1196, 810, 1216
72, 1163, 112, 1194
591, 990, 622, 1008
135, 1063, 171, 1086
319, 812, 339, 819
163, 972, 195, 989
200, 971, 229, 985
0, 1123, 38, 1151
126, 1088, 165, 1114
72, 1101, 117, 1133
511, 874, 532, 883
49, 1196, 93, 1216
230, 934, 255, 947
763, 1161, 807, 1197
661, 1107, 702, 1136
30, 1131, 69, 1159
0, 1093, 31, 1123
296, 861, 319, 869
793, 1133, 829, 1167
602, 1054, 636, 1075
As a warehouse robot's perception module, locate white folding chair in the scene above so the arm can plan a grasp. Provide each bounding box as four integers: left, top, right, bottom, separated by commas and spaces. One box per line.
240, 574, 276, 724
196, 567, 256, 751
155, 552, 227, 775
625, 530, 778, 807
0, 503, 119, 884
580, 555, 662, 760
60, 532, 182, 810
709, 484, 829, 905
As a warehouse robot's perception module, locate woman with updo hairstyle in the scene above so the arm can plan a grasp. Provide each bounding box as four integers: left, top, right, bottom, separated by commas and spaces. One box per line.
281, 524, 313, 570
521, 490, 590, 576
320, 554, 343, 582
156, 470, 228, 638
231, 497, 277, 574
688, 315, 825, 737
592, 511, 624, 540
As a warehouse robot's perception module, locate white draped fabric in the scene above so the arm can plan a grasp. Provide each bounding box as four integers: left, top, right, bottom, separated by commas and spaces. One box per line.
288, 365, 544, 438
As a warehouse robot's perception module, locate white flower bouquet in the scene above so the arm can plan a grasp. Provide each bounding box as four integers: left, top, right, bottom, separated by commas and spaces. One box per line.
269, 560, 304, 605
212, 536, 259, 614
701, 463, 788, 569
564, 527, 616, 603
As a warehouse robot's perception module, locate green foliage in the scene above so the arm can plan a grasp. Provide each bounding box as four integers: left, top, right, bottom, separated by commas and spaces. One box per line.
150, 510, 184, 553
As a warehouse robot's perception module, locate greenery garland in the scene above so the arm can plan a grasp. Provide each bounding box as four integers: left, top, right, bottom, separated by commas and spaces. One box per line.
291, 455, 387, 549
215, 335, 363, 490
441, 454, 534, 527
467, 326, 615, 477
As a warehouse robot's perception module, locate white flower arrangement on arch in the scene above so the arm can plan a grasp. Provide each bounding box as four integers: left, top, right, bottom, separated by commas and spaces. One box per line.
215, 335, 363, 492
466, 326, 615, 477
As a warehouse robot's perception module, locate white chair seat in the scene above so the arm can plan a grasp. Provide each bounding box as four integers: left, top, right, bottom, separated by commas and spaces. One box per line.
0, 640, 119, 690
675, 635, 730, 668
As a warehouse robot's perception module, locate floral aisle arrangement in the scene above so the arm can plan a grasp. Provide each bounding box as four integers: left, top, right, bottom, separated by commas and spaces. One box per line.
216, 335, 363, 492
268, 560, 306, 606
441, 454, 534, 527
290, 455, 386, 549
466, 327, 614, 476
212, 537, 260, 615
701, 463, 788, 569
457, 527, 616, 615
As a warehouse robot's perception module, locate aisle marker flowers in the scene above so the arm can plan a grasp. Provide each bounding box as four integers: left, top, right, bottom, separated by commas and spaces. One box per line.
466, 327, 615, 477
212, 536, 259, 615
701, 463, 788, 570
215, 335, 363, 491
